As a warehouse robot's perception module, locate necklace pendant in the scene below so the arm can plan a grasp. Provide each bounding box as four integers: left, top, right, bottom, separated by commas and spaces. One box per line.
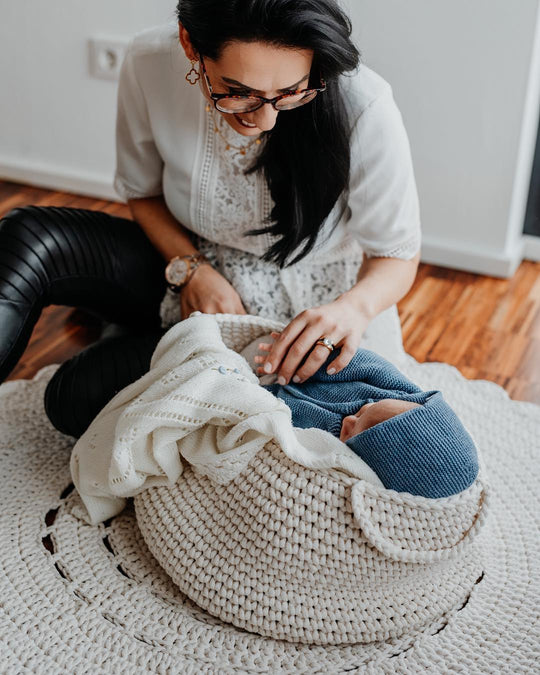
225, 144, 230, 150
240, 148, 246, 155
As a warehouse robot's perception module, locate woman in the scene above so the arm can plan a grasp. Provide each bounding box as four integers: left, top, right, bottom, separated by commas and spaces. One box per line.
0, 0, 421, 438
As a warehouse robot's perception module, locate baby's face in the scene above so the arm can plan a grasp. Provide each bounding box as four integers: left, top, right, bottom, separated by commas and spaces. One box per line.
339, 399, 422, 442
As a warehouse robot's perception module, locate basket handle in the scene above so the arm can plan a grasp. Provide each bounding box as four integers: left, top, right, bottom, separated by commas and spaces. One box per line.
350, 477, 490, 563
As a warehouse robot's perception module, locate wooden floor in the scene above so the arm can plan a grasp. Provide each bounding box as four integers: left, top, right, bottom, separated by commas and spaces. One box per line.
1, 179, 540, 405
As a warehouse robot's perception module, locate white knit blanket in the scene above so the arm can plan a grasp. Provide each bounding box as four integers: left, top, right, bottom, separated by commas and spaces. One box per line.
71, 314, 383, 525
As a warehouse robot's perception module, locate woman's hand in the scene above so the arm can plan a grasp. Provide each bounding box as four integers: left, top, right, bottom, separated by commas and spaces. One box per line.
257, 295, 372, 385
180, 264, 247, 317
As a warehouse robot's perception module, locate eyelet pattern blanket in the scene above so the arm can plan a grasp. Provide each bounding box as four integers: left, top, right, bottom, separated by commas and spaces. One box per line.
69, 314, 388, 527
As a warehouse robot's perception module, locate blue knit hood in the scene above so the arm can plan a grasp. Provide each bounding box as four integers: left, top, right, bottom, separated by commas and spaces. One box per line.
262, 348, 479, 498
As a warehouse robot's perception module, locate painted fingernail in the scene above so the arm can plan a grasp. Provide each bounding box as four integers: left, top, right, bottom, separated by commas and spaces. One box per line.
292, 375, 301, 383
277, 376, 286, 385
254, 355, 264, 363
263, 362, 273, 373
327, 367, 336, 375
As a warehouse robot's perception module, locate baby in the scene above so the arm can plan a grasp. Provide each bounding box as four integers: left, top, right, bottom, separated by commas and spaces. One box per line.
240, 333, 479, 499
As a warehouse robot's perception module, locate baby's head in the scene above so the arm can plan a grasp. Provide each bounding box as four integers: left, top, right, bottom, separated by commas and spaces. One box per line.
340, 399, 422, 442
339, 390, 480, 497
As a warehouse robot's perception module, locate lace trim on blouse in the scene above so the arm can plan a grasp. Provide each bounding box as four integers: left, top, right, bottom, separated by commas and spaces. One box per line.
193, 106, 276, 257
362, 232, 421, 260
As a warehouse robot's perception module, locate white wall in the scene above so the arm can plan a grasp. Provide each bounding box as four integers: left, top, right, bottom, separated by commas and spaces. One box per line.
1, 1, 539, 275
345, 0, 540, 275
0, 0, 175, 200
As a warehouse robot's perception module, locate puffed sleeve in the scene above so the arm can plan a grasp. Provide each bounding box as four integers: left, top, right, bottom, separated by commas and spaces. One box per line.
346, 88, 422, 259
113, 42, 164, 201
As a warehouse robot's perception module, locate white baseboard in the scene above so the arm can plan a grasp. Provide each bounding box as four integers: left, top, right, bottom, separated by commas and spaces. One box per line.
0, 156, 122, 203
420, 236, 524, 278
523, 234, 540, 262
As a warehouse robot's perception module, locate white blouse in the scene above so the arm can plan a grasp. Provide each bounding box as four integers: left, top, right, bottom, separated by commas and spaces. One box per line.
113, 22, 422, 327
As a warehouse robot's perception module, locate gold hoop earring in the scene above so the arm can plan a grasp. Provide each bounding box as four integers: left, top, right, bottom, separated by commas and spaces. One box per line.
185, 58, 200, 85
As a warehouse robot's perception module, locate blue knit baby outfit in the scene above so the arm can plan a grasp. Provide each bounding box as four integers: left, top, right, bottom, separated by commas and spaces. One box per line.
262, 348, 478, 498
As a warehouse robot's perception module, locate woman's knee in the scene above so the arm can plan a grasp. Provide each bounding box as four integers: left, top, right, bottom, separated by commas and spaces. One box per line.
1, 204, 166, 327
0, 205, 54, 299
1, 205, 116, 289
0, 207, 53, 382
0, 205, 39, 233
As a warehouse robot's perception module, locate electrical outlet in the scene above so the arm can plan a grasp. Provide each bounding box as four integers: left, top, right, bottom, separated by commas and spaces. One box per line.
88, 37, 130, 81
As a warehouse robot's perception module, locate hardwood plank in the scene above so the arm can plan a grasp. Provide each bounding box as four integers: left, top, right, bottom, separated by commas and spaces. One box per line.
7, 306, 103, 381
0, 185, 53, 216
398, 261, 540, 404
0, 180, 21, 201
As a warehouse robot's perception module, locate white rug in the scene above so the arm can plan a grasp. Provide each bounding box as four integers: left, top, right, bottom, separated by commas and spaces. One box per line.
0, 354, 539, 673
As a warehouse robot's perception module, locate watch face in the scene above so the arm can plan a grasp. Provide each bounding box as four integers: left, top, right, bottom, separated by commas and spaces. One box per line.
166, 259, 189, 285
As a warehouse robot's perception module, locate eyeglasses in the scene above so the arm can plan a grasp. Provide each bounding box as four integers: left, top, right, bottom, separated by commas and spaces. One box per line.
199, 54, 327, 114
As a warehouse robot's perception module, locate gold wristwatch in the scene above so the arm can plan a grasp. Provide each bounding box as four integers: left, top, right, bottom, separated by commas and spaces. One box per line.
164, 253, 210, 293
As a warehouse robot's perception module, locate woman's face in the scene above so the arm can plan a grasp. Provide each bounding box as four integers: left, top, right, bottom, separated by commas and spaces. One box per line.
179, 24, 314, 136
339, 399, 422, 442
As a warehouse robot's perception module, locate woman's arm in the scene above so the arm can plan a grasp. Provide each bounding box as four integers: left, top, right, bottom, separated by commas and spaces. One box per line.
340, 251, 421, 320
127, 195, 247, 316
127, 195, 200, 261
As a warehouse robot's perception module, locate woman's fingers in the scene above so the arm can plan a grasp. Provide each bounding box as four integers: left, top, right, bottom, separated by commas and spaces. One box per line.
262, 316, 307, 376
178, 265, 249, 316
292, 341, 342, 382
324, 341, 357, 374
257, 299, 370, 382
271, 321, 341, 385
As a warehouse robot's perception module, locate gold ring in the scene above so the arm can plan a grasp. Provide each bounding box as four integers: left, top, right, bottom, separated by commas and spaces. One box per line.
315, 336, 335, 352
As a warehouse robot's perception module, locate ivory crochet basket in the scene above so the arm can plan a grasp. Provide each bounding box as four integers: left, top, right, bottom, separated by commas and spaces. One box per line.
133, 314, 490, 646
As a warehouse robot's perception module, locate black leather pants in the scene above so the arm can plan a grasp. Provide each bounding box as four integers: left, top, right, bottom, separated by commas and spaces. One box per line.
0, 205, 169, 438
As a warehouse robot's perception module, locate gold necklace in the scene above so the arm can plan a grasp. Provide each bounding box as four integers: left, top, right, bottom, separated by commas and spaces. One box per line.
206, 103, 263, 155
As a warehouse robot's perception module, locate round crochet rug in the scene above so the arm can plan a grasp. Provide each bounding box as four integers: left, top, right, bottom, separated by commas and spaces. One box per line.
0, 356, 539, 674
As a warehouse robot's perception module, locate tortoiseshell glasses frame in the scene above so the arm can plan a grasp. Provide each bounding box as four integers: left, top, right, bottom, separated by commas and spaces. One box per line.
198, 54, 327, 113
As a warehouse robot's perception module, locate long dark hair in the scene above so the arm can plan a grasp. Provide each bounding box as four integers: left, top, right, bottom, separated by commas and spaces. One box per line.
176, 0, 361, 268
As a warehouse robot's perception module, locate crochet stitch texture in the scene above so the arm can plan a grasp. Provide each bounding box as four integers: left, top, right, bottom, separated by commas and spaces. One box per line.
132, 314, 490, 645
